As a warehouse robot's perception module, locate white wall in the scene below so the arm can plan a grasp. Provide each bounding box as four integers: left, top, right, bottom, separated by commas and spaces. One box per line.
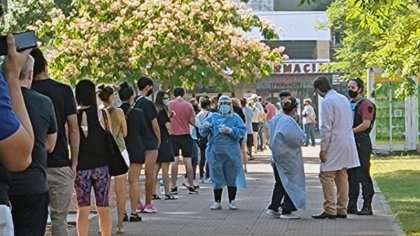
245, 11, 331, 41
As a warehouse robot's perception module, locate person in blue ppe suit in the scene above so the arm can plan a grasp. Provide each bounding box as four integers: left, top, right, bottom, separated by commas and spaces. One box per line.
200, 95, 247, 210
266, 96, 306, 219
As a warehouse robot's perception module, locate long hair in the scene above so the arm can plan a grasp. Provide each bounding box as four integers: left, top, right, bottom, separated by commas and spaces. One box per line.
75, 80, 97, 107
155, 90, 168, 111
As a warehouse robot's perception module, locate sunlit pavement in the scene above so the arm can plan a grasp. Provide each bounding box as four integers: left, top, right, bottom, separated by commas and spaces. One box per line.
72, 141, 404, 236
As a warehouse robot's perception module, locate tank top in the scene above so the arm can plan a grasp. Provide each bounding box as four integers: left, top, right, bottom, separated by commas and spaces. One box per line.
107, 106, 126, 151
77, 106, 109, 170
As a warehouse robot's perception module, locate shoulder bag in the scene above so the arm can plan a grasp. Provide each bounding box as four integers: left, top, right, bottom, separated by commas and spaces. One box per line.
101, 109, 128, 176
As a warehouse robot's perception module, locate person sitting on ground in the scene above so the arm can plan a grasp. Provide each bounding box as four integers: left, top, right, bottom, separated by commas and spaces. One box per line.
200, 95, 246, 210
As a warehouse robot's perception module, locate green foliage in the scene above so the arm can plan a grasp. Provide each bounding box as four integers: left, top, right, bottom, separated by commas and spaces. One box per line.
324, 0, 420, 97
5, 0, 284, 88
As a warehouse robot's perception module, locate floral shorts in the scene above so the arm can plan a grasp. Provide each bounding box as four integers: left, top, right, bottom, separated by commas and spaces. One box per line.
74, 166, 111, 207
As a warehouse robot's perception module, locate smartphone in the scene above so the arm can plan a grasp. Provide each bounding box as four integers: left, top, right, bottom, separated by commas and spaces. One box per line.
0, 31, 38, 56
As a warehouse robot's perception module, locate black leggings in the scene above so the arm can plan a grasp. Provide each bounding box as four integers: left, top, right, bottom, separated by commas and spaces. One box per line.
199, 145, 209, 179
214, 187, 237, 203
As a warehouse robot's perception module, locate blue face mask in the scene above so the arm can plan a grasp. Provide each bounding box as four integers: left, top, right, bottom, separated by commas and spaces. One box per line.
162, 99, 169, 106
219, 104, 230, 115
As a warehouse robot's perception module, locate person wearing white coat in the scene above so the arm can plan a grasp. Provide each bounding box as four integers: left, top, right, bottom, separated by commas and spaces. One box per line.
312, 77, 360, 219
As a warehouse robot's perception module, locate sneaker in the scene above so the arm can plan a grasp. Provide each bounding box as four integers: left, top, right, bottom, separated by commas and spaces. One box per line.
210, 202, 222, 210
280, 212, 300, 219
266, 209, 280, 218
170, 186, 178, 195
188, 186, 198, 194
203, 178, 212, 184
229, 200, 238, 210
143, 204, 158, 213
136, 202, 144, 213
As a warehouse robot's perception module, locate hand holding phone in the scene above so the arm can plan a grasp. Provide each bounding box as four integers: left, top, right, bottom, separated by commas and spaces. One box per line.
0, 31, 38, 56
2, 35, 33, 80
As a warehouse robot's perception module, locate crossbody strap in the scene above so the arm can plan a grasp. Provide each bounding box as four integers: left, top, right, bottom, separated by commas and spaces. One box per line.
101, 109, 111, 133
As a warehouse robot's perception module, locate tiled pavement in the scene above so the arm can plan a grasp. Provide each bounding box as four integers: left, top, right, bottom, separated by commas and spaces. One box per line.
69, 145, 405, 236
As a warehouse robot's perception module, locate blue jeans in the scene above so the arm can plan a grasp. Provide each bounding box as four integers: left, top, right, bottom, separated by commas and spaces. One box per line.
304, 123, 316, 146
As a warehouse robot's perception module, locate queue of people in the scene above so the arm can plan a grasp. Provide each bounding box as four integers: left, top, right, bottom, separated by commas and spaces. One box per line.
0, 20, 377, 236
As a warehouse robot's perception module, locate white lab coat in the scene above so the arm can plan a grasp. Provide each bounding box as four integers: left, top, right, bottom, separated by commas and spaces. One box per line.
320, 90, 360, 172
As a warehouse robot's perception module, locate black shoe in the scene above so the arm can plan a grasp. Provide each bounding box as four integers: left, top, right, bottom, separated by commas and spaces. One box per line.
336, 214, 347, 219
188, 186, 198, 194
312, 212, 336, 219
347, 207, 358, 214
357, 207, 373, 215
129, 213, 142, 222
194, 185, 200, 189
170, 186, 178, 195
123, 212, 128, 222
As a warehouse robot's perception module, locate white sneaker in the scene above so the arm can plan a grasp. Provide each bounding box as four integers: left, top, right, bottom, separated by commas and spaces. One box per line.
210, 202, 222, 210
280, 212, 300, 219
203, 178, 212, 184
266, 209, 280, 218
229, 201, 238, 210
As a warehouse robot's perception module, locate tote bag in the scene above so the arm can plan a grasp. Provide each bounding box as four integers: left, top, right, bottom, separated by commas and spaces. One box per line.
102, 110, 128, 176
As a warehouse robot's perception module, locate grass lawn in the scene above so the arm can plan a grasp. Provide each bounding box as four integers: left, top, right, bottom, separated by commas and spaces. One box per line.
371, 157, 420, 236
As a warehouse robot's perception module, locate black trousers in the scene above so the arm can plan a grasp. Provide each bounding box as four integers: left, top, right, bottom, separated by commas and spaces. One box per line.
348, 134, 375, 208
9, 191, 49, 236
199, 144, 210, 179
268, 162, 296, 214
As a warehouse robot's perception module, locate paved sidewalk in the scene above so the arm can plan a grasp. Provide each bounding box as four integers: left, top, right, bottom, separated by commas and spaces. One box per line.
73, 146, 405, 236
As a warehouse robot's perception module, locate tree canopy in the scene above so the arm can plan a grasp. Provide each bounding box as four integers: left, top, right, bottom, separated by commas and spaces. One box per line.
322, 0, 420, 97
3, 0, 286, 89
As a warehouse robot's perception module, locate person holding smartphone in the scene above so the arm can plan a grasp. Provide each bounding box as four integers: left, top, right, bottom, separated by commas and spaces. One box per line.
0, 28, 35, 236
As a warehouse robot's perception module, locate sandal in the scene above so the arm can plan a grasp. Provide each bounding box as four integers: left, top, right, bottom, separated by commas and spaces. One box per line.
129, 213, 142, 222
165, 194, 177, 200
123, 212, 128, 222
152, 193, 161, 200
115, 225, 125, 234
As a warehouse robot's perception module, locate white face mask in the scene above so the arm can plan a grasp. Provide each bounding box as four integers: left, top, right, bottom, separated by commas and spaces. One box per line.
219, 104, 231, 115
162, 98, 169, 106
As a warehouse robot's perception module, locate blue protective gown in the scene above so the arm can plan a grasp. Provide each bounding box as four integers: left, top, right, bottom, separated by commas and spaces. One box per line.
268, 113, 306, 209
200, 112, 247, 189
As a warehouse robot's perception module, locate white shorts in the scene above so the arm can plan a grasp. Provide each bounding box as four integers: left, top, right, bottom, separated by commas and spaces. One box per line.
0, 205, 14, 235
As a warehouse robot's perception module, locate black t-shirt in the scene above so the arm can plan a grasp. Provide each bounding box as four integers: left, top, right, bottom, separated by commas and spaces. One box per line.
157, 109, 170, 142
9, 88, 57, 195
120, 103, 146, 159
77, 106, 109, 170
31, 79, 77, 168
134, 97, 158, 142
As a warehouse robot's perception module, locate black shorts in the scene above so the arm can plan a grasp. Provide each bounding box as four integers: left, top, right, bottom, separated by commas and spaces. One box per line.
157, 140, 175, 163
142, 137, 159, 151
171, 134, 193, 157
247, 134, 254, 147
128, 150, 145, 165
252, 123, 259, 132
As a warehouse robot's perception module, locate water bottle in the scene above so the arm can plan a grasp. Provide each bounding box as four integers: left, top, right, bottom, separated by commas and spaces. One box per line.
159, 180, 164, 194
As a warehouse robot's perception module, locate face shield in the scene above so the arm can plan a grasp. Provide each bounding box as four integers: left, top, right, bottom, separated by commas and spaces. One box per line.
218, 96, 232, 115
